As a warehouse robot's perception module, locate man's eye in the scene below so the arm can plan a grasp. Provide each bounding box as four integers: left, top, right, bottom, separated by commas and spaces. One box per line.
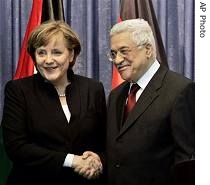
111, 51, 117, 57
119, 49, 129, 55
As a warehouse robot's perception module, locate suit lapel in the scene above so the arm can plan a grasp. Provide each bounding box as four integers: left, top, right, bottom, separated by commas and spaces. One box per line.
66, 76, 81, 124
117, 65, 168, 139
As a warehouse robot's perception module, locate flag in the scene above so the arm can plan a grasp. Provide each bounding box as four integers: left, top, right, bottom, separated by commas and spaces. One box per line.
111, 0, 168, 89
13, 0, 64, 79
0, 1, 65, 185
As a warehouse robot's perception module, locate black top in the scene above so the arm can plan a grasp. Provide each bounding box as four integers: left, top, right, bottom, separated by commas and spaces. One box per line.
1, 70, 107, 185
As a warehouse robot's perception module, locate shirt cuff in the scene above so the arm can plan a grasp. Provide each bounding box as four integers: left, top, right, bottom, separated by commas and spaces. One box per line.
63, 154, 74, 167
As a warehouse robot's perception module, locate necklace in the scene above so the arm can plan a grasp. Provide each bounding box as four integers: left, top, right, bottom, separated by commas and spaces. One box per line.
55, 81, 71, 98
58, 93, 66, 97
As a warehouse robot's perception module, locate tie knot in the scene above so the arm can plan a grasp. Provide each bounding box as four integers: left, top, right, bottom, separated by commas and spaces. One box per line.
130, 83, 140, 94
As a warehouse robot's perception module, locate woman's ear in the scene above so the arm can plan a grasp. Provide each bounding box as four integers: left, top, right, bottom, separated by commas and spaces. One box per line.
69, 49, 75, 63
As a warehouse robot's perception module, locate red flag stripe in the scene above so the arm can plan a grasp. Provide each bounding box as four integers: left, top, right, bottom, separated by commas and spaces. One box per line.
14, 0, 43, 79
111, 66, 124, 89
111, 16, 125, 89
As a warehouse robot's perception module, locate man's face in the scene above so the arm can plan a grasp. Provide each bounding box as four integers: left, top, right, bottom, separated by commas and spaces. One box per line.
110, 31, 152, 82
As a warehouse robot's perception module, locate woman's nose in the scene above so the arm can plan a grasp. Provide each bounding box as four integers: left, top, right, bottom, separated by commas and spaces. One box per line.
45, 55, 54, 64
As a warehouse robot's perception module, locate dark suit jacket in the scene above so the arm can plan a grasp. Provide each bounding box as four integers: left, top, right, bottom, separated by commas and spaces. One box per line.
1, 70, 106, 185
106, 65, 195, 185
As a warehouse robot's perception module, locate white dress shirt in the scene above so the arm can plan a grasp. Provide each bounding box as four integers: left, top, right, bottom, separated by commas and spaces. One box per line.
129, 60, 160, 101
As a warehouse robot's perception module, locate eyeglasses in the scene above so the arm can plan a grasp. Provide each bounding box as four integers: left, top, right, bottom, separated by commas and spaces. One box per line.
107, 45, 141, 62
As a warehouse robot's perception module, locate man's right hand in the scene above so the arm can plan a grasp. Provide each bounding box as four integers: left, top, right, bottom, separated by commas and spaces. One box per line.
72, 151, 103, 179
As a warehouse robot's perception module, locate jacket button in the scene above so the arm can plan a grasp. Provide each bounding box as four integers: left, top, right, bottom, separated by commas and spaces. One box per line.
115, 164, 120, 168
117, 138, 123, 143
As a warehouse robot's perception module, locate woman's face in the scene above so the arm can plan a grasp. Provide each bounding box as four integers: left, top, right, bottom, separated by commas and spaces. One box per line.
35, 35, 74, 85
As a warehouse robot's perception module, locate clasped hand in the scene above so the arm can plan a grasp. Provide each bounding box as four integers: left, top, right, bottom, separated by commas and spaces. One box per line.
72, 151, 103, 179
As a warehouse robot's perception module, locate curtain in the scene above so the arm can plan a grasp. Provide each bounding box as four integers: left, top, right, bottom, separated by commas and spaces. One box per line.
152, 0, 194, 80
62, 0, 120, 96
0, 0, 194, 112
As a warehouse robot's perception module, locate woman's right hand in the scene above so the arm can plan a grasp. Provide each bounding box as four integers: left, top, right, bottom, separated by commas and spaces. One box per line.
72, 152, 103, 179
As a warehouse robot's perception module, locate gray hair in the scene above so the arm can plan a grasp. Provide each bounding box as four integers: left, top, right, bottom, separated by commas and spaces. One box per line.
110, 18, 156, 60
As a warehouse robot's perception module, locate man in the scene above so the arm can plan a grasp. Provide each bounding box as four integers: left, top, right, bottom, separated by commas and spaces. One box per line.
106, 19, 194, 185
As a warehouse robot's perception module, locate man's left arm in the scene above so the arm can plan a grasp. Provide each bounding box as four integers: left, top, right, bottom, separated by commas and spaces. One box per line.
171, 82, 195, 163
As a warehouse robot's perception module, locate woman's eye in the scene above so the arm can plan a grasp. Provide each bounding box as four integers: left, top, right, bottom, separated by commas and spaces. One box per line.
37, 50, 46, 56
52, 50, 62, 55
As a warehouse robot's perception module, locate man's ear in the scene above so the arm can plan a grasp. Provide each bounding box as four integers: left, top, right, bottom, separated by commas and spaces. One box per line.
145, 43, 152, 58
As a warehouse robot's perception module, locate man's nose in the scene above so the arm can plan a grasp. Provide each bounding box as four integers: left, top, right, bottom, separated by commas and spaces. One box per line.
113, 52, 124, 64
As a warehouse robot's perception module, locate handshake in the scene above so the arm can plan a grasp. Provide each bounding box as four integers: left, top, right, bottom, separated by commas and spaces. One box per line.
72, 151, 103, 180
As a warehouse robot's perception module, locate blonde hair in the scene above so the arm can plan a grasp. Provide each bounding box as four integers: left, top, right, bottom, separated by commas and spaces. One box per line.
27, 20, 81, 67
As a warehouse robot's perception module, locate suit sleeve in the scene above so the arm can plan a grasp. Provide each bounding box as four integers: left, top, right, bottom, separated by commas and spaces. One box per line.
1, 81, 66, 174
95, 82, 107, 166
170, 82, 195, 164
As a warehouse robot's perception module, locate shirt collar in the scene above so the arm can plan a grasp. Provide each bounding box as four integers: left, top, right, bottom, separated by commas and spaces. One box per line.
135, 60, 160, 90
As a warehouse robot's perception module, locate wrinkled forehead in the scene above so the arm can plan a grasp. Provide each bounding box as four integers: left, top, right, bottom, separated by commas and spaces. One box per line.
110, 31, 135, 49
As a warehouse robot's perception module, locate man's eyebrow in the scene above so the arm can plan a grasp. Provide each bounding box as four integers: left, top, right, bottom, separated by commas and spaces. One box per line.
111, 46, 129, 52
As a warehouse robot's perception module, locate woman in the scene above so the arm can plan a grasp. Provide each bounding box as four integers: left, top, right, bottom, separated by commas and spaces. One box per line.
1, 21, 106, 185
